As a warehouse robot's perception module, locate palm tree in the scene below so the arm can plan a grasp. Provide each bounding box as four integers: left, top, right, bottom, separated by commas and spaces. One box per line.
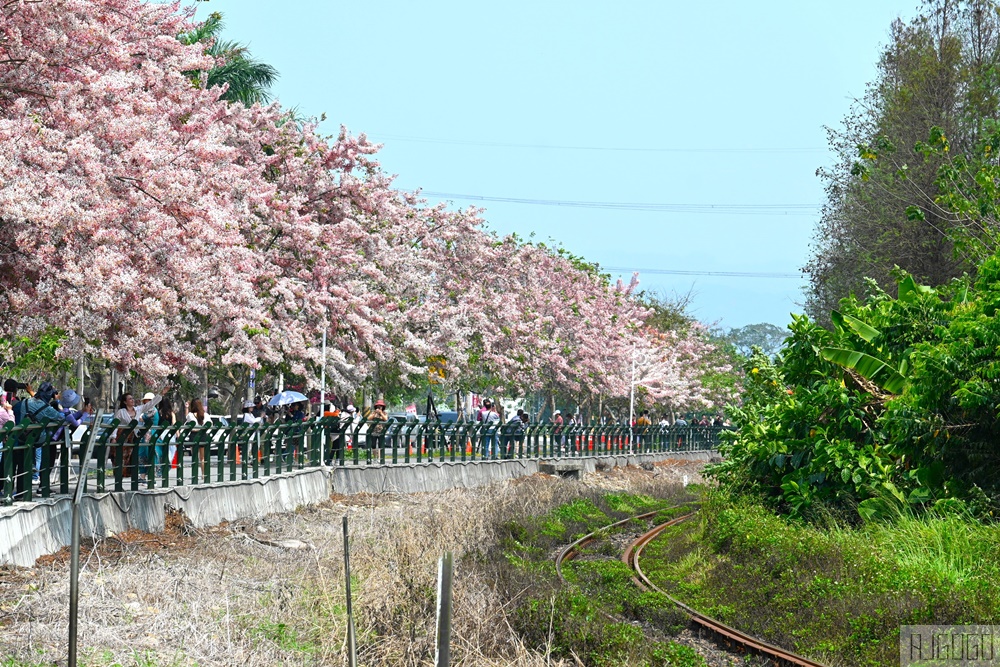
178, 12, 279, 107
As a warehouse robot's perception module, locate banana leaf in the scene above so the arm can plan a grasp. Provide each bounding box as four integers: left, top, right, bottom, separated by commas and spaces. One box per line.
897, 275, 936, 304
830, 310, 881, 343
820, 347, 906, 394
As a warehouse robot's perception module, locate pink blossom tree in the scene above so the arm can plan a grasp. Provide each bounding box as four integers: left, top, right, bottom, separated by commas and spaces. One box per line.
0, 0, 735, 415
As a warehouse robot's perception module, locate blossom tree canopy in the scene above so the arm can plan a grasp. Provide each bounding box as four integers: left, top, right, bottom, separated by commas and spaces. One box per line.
0, 0, 730, 412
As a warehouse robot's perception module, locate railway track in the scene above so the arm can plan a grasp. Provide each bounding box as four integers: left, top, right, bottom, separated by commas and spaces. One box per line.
555, 508, 828, 667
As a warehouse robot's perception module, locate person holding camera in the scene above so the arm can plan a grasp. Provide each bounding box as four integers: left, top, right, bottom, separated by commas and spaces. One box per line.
11, 382, 65, 499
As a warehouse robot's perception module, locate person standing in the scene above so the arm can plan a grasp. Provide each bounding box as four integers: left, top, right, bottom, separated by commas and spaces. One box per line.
241, 400, 261, 425
551, 410, 565, 453
185, 398, 211, 477
567, 412, 580, 452
52, 389, 86, 472
503, 408, 527, 459
136, 392, 161, 482
13, 382, 64, 499
0, 395, 11, 473
0, 396, 13, 428
369, 399, 387, 453
481, 400, 501, 459
156, 398, 177, 475
636, 410, 652, 450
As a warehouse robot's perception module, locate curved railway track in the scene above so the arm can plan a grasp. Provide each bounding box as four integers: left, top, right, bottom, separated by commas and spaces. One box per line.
555, 508, 827, 667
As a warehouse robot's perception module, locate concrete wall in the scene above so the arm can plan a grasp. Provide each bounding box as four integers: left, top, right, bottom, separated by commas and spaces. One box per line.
331, 451, 713, 495
0, 450, 713, 567
0, 469, 331, 567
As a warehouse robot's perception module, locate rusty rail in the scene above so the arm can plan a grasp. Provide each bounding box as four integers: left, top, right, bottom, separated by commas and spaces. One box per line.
554, 508, 828, 667
623, 514, 828, 667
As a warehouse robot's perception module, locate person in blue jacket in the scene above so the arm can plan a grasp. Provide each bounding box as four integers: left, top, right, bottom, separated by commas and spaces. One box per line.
11, 382, 65, 500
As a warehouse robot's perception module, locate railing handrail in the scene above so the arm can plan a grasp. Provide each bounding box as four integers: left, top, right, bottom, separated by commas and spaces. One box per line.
0, 415, 725, 504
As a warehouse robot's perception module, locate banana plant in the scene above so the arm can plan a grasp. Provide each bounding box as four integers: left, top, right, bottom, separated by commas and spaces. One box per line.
823, 310, 907, 395
819, 347, 907, 394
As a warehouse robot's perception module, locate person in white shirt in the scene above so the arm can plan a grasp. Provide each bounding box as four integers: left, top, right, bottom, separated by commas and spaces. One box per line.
111, 385, 168, 479
241, 400, 261, 425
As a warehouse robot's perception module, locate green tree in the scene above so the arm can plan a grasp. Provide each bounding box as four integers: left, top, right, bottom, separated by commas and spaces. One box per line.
725, 322, 790, 359
806, 0, 1000, 321
178, 12, 279, 107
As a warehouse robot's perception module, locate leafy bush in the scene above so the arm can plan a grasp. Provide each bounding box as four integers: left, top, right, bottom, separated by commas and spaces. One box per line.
710, 265, 1000, 519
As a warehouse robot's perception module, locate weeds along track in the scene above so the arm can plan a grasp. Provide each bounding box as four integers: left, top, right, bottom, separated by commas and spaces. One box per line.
556, 509, 829, 667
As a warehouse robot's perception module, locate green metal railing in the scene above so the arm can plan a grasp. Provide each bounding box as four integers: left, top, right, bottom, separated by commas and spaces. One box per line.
0, 416, 724, 503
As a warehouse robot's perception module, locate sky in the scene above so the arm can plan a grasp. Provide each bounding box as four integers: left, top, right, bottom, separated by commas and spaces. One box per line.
187, 0, 914, 330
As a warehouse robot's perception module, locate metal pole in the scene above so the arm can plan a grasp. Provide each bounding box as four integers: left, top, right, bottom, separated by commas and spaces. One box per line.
629, 349, 636, 446
320, 328, 327, 464
320, 329, 327, 410
76, 356, 85, 399
435, 551, 454, 667
343, 516, 357, 667
202, 365, 209, 412
69, 410, 104, 667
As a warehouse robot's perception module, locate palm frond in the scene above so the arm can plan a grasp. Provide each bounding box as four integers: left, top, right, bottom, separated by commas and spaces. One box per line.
177, 11, 278, 107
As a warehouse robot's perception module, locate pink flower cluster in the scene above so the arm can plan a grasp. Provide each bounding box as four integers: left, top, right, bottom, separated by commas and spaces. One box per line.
0, 0, 730, 411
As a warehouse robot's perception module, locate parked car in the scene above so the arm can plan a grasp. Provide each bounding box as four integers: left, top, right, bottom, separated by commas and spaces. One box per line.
435, 411, 460, 424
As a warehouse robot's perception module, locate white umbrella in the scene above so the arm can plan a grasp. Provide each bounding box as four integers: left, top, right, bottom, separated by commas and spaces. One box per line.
268, 390, 309, 406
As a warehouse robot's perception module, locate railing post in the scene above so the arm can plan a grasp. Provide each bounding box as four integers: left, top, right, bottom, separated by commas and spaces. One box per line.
343, 515, 358, 667
60, 425, 72, 495
1, 423, 15, 504
435, 551, 454, 667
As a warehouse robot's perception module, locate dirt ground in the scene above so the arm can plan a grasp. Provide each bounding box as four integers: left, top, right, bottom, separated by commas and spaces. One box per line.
0, 460, 721, 667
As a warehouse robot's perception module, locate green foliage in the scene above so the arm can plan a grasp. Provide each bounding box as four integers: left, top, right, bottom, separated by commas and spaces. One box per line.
806, 1, 998, 320
641, 493, 1000, 666
819, 347, 906, 394
1, 326, 74, 379
710, 268, 1000, 518
178, 12, 279, 107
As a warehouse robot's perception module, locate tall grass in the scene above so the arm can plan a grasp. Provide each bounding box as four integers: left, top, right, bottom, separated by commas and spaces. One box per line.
859, 513, 1000, 590
0, 470, 693, 666
641, 492, 1000, 667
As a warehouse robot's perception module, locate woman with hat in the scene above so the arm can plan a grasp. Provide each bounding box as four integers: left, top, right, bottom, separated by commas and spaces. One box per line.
110, 384, 169, 479
241, 400, 261, 425
368, 399, 387, 452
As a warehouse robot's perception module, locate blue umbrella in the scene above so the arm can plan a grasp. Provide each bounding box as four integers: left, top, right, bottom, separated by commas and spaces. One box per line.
268, 390, 309, 406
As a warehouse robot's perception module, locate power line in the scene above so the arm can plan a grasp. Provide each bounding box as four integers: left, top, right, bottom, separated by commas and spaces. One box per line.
373, 133, 826, 154
605, 266, 804, 279
422, 191, 819, 216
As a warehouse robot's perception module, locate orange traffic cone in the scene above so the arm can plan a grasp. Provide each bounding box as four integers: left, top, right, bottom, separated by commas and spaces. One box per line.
235, 445, 241, 465
171, 449, 178, 470
466, 439, 473, 455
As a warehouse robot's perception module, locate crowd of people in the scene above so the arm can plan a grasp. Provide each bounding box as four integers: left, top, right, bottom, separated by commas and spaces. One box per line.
0, 380, 309, 499
0, 376, 730, 499
0, 380, 95, 499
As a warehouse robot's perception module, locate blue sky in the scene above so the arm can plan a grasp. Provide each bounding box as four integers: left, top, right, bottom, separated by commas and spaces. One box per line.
189, 0, 912, 329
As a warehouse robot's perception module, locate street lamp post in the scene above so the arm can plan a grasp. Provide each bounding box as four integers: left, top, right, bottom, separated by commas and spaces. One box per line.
319, 327, 327, 464
629, 349, 636, 430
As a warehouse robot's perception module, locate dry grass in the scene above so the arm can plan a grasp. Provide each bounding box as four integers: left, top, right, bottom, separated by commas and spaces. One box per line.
0, 462, 701, 666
